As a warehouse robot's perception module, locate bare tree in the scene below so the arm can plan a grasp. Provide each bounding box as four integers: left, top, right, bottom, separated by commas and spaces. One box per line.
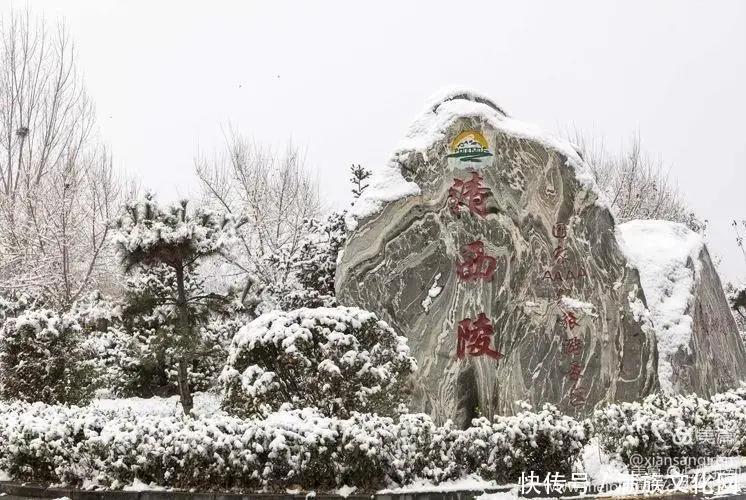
0, 9, 126, 307
195, 132, 321, 302
569, 131, 705, 232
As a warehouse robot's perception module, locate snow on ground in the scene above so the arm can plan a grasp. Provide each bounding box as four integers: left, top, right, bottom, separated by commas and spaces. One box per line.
347, 87, 605, 230
122, 478, 167, 492
378, 474, 513, 494
90, 391, 222, 417
580, 438, 633, 486
334, 485, 357, 497
616, 220, 704, 392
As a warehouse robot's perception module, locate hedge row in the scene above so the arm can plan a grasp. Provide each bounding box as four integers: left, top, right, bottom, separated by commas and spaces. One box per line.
0, 402, 588, 491
593, 388, 746, 468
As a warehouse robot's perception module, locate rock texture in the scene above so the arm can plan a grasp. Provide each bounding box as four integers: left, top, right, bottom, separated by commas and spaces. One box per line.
617, 220, 746, 399
336, 90, 746, 425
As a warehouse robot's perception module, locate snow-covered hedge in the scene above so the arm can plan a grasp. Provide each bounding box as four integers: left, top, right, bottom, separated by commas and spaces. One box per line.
710, 386, 746, 455
448, 403, 591, 483
593, 389, 746, 468
220, 307, 418, 418
0, 309, 97, 404
0, 401, 588, 490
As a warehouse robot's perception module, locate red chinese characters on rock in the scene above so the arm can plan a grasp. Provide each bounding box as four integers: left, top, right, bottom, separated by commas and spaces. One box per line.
456, 313, 502, 360
562, 311, 579, 330
552, 223, 567, 239
456, 240, 496, 282
448, 172, 490, 218
567, 361, 582, 381
569, 386, 587, 407
563, 336, 583, 357
560, 306, 587, 407
448, 172, 500, 361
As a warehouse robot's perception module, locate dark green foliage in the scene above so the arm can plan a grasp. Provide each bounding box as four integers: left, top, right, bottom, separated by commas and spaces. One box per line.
349, 163, 372, 199
221, 306, 417, 418
275, 212, 347, 310
0, 309, 96, 404
112, 194, 241, 413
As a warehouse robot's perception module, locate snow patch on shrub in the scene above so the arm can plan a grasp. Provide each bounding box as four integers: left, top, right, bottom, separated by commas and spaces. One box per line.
221, 306, 417, 418
593, 387, 746, 470
0, 401, 589, 491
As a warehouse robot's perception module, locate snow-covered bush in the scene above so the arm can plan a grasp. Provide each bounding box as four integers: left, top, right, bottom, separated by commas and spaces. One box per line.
387, 412, 453, 484
0, 291, 46, 323
593, 393, 721, 469
220, 306, 417, 418
0, 401, 108, 483
76, 275, 244, 398
710, 385, 746, 455
446, 404, 591, 483
0, 401, 589, 490
0, 309, 97, 404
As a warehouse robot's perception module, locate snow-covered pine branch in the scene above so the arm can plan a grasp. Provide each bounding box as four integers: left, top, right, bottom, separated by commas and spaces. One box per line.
112, 194, 242, 414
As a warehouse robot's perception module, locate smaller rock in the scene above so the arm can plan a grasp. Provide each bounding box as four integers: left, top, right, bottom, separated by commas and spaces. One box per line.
617, 220, 746, 396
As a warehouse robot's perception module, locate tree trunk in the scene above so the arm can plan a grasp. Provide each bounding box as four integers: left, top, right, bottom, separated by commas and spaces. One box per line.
174, 264, 194, 415
177, 357, 193, 415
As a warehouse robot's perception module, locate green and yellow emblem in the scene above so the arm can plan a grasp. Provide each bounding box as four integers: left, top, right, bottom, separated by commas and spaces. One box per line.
447, 130, 493, 163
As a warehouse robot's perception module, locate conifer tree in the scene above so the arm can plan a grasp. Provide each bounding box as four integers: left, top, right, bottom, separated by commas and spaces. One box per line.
349, 164, 372, 199
113, 193, 242, 413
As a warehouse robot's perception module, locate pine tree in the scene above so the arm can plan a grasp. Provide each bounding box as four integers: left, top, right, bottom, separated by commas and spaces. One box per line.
349, 164, 372, 199
112, 193, 242, 414
278, 212, 347, 309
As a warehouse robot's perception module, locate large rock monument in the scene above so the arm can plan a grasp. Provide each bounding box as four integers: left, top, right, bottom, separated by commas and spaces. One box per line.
336, 89, 746, 425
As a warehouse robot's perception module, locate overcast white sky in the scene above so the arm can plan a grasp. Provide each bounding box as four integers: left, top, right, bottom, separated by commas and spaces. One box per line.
4, 0, 746, 282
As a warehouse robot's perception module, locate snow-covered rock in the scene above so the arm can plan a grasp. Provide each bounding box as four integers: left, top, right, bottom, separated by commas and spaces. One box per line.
618, 220, 746, 396
337, 89, 658, 422
338, 89, 745, 422
346, 87, 605, 231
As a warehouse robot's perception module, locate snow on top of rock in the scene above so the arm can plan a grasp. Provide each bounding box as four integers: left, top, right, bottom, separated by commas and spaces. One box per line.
346, 162, 421, 230
347, 87, 602, 229
421, 273, 442, 312
616, 220, 705, 393
560, 296, 599, 317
